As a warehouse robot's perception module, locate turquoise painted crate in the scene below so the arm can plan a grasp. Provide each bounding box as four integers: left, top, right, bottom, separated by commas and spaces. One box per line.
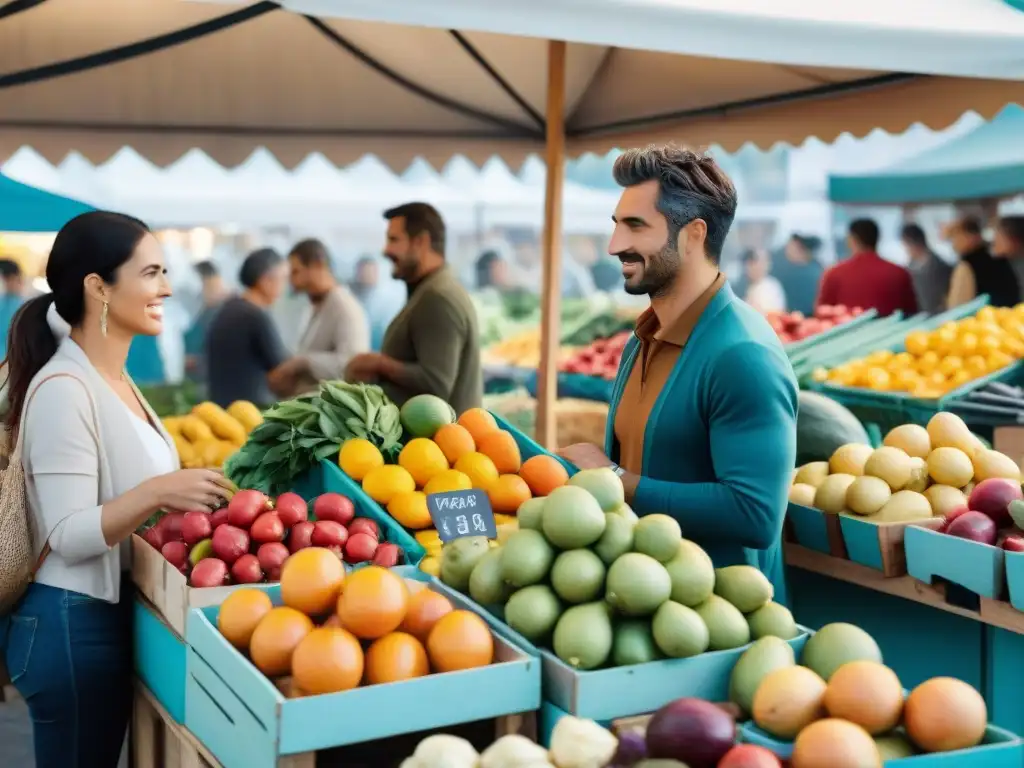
290, 460, 426, 565
987, 628, 1024, 740
184, 579, 541, 768
840, 515, 943, 577
785, 308, 880, 357
426, 576, 810, 721
1006, 550, 1024, 612
904, 525, 1006, 598
788, 503, 844, 556
739, 721, 1022, 766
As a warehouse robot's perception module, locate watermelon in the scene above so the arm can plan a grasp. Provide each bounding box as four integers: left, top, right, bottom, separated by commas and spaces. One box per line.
796, 391, 870, 465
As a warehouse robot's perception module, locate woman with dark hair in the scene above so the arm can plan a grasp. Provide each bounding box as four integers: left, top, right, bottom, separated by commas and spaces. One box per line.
0, 211, 231, 767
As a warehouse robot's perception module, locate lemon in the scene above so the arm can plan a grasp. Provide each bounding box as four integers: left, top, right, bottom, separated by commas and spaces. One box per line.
338, 438, 384, 480
423, 469, 472, 495
904, 331, 929, 356
398, 438, 449, 487
387, 491, 433, 529
361, 464, 416, 504
454, 451, 500, 489
418, 556, 441, 577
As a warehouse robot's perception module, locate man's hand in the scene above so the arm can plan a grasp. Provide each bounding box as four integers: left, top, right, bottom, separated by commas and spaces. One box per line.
345, 352, 384, 383
558, 442, 614, 470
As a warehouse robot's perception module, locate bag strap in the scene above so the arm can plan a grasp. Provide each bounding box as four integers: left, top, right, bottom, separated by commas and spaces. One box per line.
15, 372, 102, 578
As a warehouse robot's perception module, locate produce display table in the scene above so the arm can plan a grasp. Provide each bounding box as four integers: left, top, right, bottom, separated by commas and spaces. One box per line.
785, 544, 1024, 740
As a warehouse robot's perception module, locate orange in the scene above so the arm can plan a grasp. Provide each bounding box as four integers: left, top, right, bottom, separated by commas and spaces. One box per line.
488, 474, 532, 513
457, 408, 498, 444
477, 430, 522, 474
904, 331, 929, 356
928, 329, 956, 355
863, 367, 891, 391
518, 455, 568, 497
249, 607, 315, 677
400, 588, 454, 642
387, 491, 433, 529
454, 451, 500, 490
904, 677, 987, 753
336, 566, 409, 640
338, 438, 384, 481
218, 589, 274, 651
952, 332, 979, 357
398, 438, 450, 487
423, 469, 472, 495
427, 610, 494, 673
291, 627, 364, 695
432, 424, 476, 464
364, 632, 430, 685
362, 464, 416, 504
280, 547, 346, 617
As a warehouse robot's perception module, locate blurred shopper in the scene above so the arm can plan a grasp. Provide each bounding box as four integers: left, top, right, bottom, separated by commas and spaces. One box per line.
992, 215, 1024, 297
345, 202, 482, 414
773, 234, 823, 316
475, 249, 511, 291
271, 239, 370, 396
205, 248, 290, 407
351, 256, 397, 352
0, 258, 28, 359
183, 261, 228, 381
742, 249, 786, 313
901, 223, 952, 315
816, 219, 917, 316
945, 216, 1019, 308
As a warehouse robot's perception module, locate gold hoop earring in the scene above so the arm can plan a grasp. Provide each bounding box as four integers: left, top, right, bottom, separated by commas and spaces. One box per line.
100, 301, 109, 337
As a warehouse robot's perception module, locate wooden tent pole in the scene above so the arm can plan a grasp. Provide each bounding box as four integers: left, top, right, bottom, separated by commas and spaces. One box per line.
535, 39, 567, 450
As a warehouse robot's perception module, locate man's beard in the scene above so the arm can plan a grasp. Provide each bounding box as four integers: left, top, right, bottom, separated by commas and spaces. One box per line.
620, 241, 679, 298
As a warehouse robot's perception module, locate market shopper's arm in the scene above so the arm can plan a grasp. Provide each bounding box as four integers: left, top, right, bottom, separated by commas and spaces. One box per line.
946, 262, 977, 309
377, 294, 464, 398
627, 342, 797, 550
814, 267, 838, 311
303, 290, 371, 381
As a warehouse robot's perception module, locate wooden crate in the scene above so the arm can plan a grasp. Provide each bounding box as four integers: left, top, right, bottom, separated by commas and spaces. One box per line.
133, 682, 227, 768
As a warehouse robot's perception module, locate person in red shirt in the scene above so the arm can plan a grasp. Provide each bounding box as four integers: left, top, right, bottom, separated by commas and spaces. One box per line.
816, 219, 918, 316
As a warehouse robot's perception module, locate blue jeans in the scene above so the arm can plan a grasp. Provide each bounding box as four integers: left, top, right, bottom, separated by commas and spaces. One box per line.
2, 579, 132, 768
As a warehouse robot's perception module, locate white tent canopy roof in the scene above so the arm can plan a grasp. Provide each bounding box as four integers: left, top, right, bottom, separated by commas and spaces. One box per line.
0, 0, 1022, 168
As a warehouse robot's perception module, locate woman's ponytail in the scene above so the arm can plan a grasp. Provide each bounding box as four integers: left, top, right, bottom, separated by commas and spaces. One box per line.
4, 294, 59, 436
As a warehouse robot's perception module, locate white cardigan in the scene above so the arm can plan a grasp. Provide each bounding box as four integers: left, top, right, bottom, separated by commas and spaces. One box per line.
20, 337, 178, 603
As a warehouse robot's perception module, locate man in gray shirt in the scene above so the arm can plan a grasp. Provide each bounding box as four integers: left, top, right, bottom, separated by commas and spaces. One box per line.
901, 223, 953, 315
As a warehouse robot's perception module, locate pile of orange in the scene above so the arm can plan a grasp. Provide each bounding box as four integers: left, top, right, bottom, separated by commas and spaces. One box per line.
817, 304, 1024, 399
216, 549, 495, 695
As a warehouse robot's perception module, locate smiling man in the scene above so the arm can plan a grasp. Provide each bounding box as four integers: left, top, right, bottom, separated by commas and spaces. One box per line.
559, 145, 798, 602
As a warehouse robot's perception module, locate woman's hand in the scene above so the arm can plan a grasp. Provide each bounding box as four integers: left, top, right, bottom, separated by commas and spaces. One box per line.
143, 468, 233, 514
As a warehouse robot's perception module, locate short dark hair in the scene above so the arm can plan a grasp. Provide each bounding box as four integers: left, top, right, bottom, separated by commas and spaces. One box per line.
0, 259, 22, 279
900, 223, 927, 248
958, 216, 983, 236
239, 247, 283, 289
848, 219, 880, 251
612, 145, 737, 264
383, 202, 447, 256
999, 216, 1024, 247
194, 260, 218, 279
289, 238, 331, 267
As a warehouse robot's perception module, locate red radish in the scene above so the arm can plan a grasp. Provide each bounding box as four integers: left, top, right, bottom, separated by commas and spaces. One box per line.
230, 553, 263, 584
142, 526, 165, 551
371, 542, 401, 567
311, 520, 349, 549
227, 490, 271, 529
1001, 535, 1024, 552
939, 506, 971, 533
288, 521, 315, 553
181, 511, 213, 545
274, 492, 308, 527
211, 524, 250, 565
161, 541, 189, 569
250, 512, 285, 544
257, 542, 290, 580
156, 512, 185, 542
345, 532, 378, 563
348, 518, 379, 539
969, 478, 1023, 527
946, 511, 998, 545
209, 507, 230, 529
190, 558, 229, 588
314, 493, 355, 526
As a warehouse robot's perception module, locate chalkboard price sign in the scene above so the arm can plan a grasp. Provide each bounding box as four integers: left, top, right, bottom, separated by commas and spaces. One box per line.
426, 488, 498, 543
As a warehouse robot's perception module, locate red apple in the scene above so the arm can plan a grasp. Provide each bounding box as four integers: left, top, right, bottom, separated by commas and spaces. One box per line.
939, 505, 971, 533
230, 553, 264, 584
211, 524, 250, 565
161, 540, 188, 570
1001, 535, 1024, 552
209, 507, 230, 529
227, 490, 271, 529
969, 478, 1023, 528
142, 526, 165, 552
251, 512, 285, 544
190, 558, 229, 588
314, 493, 356, 526
274, 492, 308, 528
156, 512, 185, 542
718, 744, 782, 768
181, 511, 213, 546
311, 520, 349, 550
348, 518, 379, 539
372, 542, 401, 567
257, 542, 290, 581
345, 532, 378, 563
288, 521, 315, 553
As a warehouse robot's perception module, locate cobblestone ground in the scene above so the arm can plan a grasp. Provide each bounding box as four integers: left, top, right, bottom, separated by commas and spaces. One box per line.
0, 690, 34, 767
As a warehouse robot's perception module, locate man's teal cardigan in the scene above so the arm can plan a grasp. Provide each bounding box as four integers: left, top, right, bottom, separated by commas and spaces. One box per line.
605, 282, 799, 604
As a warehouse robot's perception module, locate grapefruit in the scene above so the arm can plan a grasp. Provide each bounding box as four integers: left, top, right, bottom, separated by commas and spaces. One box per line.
791, 719, 882, 768
279, 547, 345, 617
291, 627, 364, 694
217, 588, 273, 651
399, 588, 453, 642
249, 607, 315, 677
427, 609, 494, 672
364, 632, 430, 684
336, 566, 409, 640
904, 677, 987, 752
823, 660, 904, 735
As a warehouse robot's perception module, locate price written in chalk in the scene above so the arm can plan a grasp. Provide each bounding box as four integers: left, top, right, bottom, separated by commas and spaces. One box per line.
426, 488, 497, 543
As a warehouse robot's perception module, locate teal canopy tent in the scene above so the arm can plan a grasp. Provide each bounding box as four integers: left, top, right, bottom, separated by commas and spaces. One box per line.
0, 172, 94, 232
828, 105, 1024, 205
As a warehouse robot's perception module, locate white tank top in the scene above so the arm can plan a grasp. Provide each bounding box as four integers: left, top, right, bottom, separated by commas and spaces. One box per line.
128, 410, 177, 476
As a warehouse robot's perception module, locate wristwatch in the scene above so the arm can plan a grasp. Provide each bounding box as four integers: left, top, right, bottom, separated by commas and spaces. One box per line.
609, 463, 627, 478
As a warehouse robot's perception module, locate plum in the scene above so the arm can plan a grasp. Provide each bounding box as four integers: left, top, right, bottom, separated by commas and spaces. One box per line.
209, 507, 230, 530
161, 541, 189, 570
190, 558, 229, 588
274, 492, 308, 528
211, 524, 250, 565
314, 493, 355, 526
311, 520, 348, 549
257, 542, 290, 581
227, 490, 271, 529
371, 542, 401, 567
181, 511, 212, 546
156, 512, 185, 542
288, 521, 315, 553
345, 532, 378, 563
348, 518, 379, 539
230, 554, 264, 584
251, 512, 285, 544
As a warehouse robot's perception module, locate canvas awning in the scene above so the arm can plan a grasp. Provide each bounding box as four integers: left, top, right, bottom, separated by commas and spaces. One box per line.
1, 0, 1023, 168
829, 105, 1024, 204
0, 174, 93, 233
